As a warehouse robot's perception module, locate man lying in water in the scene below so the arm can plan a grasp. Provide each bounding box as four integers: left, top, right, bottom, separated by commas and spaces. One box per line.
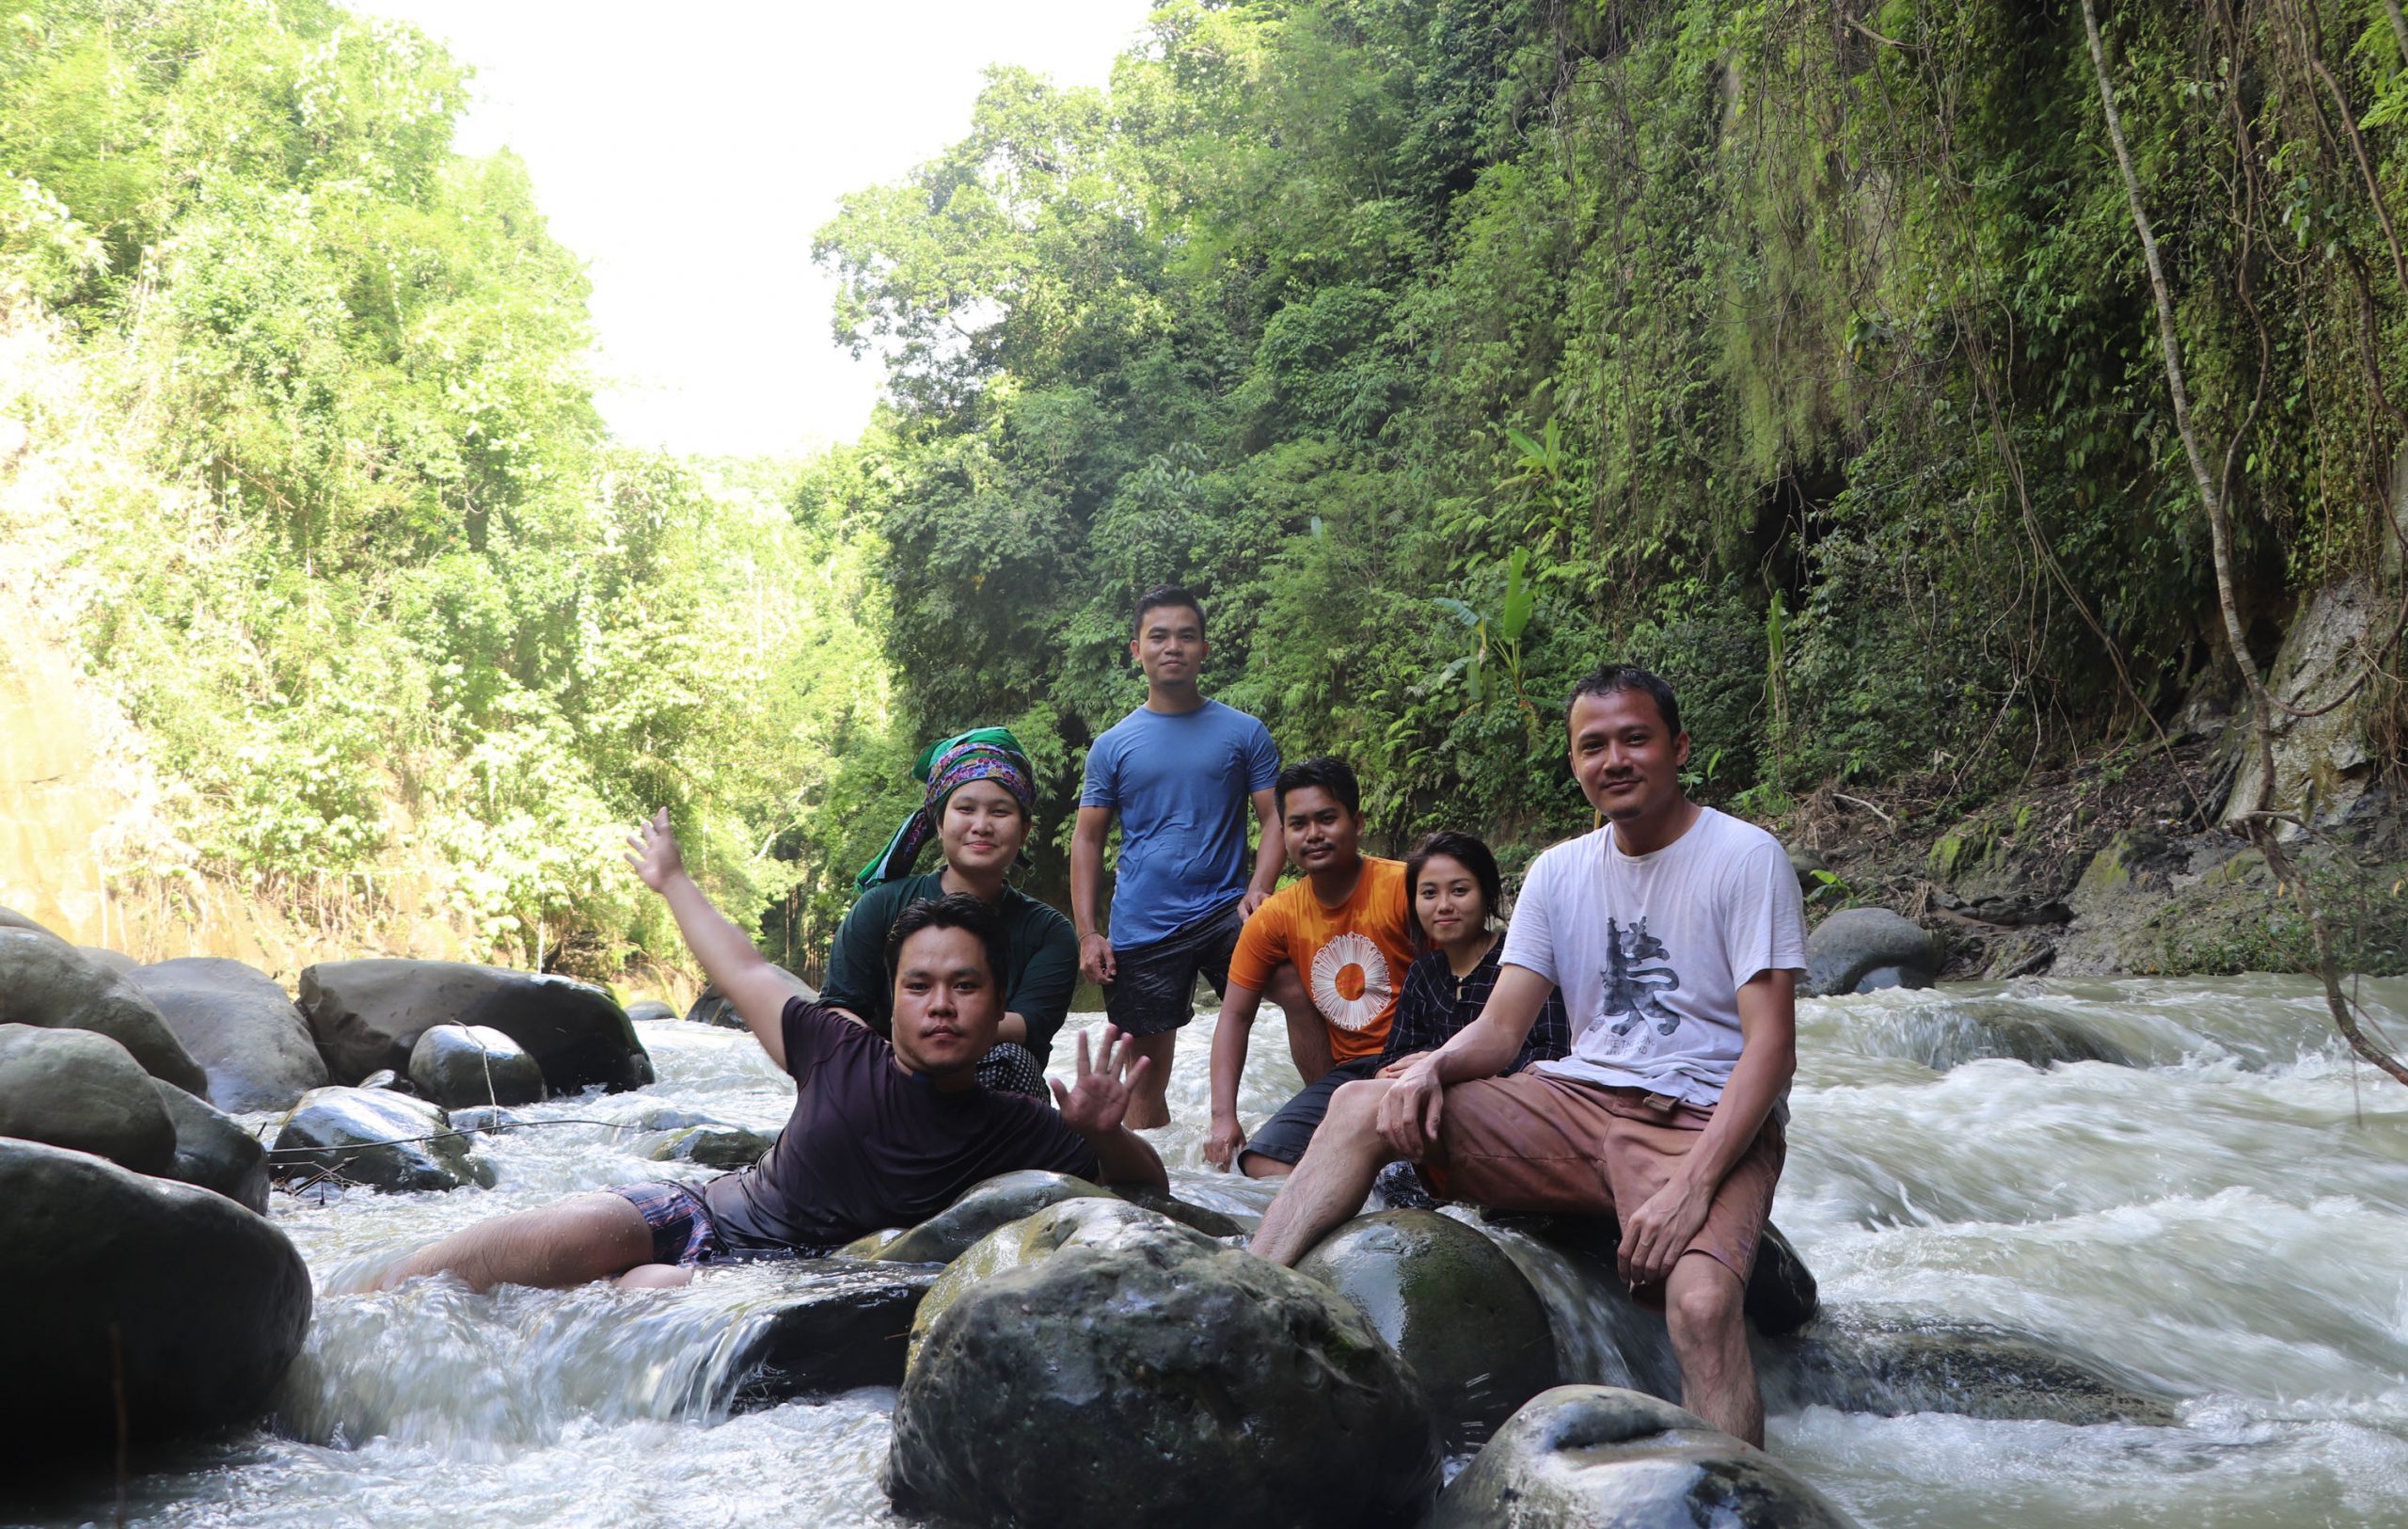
375, 810, 1164, 1292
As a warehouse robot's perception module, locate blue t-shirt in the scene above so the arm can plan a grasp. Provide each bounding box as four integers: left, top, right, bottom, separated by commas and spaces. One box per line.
1080, 700, 1280, 948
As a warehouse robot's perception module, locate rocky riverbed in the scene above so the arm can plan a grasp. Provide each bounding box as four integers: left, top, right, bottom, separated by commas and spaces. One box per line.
8, 946, 2408, 1526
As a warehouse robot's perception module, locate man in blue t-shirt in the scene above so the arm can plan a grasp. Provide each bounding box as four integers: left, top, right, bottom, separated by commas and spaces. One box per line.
1072, 585, 1285, 1129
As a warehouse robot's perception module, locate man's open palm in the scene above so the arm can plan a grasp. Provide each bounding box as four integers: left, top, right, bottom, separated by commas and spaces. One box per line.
624, 807, 686, 892
1052, 1025, 1150, 1137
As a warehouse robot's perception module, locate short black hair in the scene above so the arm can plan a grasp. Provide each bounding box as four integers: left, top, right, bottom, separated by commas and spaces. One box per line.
1133, 584, 1206, 637
1406, 830, 1503, 928
885, 893, 1011, 996
1275, 756, 1361, 817
1565, 663, 1683, 738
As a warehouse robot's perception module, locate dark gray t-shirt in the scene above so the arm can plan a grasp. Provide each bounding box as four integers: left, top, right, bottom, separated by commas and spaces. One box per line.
705, 998, 1101, 1250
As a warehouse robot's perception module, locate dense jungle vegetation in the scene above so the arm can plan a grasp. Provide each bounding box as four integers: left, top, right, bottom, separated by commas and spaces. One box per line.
4, 0, 2402, 976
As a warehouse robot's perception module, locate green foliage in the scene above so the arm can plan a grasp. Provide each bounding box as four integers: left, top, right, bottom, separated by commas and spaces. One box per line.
0, 0, 905, 977
816, 0, 2403, 879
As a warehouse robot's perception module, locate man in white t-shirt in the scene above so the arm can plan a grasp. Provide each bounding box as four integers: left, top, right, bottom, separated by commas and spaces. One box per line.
1248, 664, 1807, 1446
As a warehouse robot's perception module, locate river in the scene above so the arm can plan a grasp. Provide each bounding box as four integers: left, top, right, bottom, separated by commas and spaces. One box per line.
13, 976, 2408, 1528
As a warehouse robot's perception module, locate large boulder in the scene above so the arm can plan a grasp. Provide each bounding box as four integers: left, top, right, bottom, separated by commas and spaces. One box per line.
685, 964, 816, 1028
887, 1199, 1440, 1529
270, 1087, 494, 1193
0, 928, 209, 1094
730, 1263, 944, 1401
1297, 1210, 1560, 1451
150, 1078, 271, 1214
76, 945, 138, 975
407, 1023, 547, 1108
875, 1168, 1114, 1264
0, 1023, 175, 1174
125, 956, 327, 1113
299, 960, 652, 1094
1763, 1314, 2178, 1425
1430, 1385, 1863, 1529
1805, 908, 1939, 996
0, 1139, 311, 1454
625, 998, 678, 1024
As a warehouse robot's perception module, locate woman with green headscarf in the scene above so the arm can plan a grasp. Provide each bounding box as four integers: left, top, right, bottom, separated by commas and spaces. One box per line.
820, 728, 1078, 1095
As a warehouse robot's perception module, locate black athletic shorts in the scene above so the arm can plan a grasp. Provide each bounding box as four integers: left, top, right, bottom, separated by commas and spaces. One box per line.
1239, 1056, 1385, 1169
1103, 899, 1246, 1037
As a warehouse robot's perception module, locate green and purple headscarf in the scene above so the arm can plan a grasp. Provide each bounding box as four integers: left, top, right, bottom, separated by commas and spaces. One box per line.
854, 726, 1038, 889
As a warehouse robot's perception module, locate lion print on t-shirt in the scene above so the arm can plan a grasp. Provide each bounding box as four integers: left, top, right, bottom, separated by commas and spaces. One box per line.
1599, 916, 1682, 1037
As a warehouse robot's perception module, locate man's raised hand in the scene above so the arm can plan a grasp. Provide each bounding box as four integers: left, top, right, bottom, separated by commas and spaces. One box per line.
1051, 1025, 1152, 1138
624, 807, 687, 893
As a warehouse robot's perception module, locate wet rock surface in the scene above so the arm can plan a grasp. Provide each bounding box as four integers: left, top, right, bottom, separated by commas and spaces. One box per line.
126, 956, 326, 1113
271, 1087, 494, 1193
0, 1022, 176, 1174
731, 1263, 943, 1402
1430, 1384, 1863, 1528
150, 1077, 270, 1214
407, 1023, 547, 1108
1853, 996, 2136, 1070
1113, 1183, 1249, 1236
874, 1168, 1113, 1264
300, 959, 652, 1094
0, 1138, 311, 1455
644, 1122, 774, 1170
1763, 1314, 2180, 1425
0, 927, 209, 1094
448, 1105, 528, 1136
624, 998, 678, 1023
888, 1199, 1441, 1529
1296, 1209, 1560, 1450
1806, 908, 1939, 996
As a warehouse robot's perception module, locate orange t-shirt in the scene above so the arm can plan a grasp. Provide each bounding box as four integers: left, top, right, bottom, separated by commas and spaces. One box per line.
1227, 857, 1418, 1063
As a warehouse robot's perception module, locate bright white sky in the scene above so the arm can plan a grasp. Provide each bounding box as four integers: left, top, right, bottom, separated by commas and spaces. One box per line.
366, 1, 1149, 459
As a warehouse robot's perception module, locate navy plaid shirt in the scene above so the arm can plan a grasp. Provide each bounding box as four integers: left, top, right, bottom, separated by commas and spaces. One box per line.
1378, 938, 1572, 1075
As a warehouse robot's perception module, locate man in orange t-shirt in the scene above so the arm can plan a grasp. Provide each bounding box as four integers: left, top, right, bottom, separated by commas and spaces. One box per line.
1205, 757, 1420, 1178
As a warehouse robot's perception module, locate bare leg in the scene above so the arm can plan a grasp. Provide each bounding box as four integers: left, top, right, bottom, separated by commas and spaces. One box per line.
1262, 964, 1331, 1085
1664, 1252, 1763, 1446
1248, 1079, 1399, 1265
1124, 1029, 1177, 1130
617, 1263, 696, 1290
1237, 1151, 1294, 1180
375, 1191, 656, 1293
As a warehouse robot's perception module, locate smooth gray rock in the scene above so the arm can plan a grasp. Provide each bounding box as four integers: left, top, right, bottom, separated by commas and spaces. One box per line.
449, 1105, 528, 1136
356, 1068, 414, 1092
407, 1023, 547, 1108
270, 1087, 493, 1193
0, 928, 209, 1094
300, 960, 651, 1094
887, 1199, 1440, 1529
0, 1023, 175, 1175
1113, 1184, 1250, 1237
1805, 908, 1938, 996
1298, 1210, 1560, 1451
625, 998, 678, 1023
127, 956, 326, 1113
1763, 1314, 2179, 1425
644, 1123, 774, 1171
731, 1263, 944, 1401
1431, 1385, 1863, 1529
0, 905, 68, 942
686, 964, 816, 1028
875, 1169, 1114, 1264
0, 1139, 311, 1454
150, 1078, 270, 1214
75, 945, 138, 975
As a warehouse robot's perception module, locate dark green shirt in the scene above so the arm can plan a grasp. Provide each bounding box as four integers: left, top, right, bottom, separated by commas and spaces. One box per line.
818, 872, 1080, 1063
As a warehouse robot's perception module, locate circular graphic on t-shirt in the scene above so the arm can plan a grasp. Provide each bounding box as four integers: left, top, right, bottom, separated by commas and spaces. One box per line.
1310, 932, 1393, 1031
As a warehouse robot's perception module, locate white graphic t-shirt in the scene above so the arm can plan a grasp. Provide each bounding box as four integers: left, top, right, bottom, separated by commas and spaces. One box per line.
1501, 806, 1807, 1107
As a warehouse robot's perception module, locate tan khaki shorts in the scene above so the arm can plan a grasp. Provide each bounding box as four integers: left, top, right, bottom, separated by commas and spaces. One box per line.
1421, 1071, 1783, 1286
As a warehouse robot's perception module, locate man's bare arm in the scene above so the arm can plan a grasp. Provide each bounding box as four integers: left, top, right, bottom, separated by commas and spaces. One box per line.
1070, 804, 1117, 985
1242, 787, 1284, 916
1376, 964, 1553, 1158
1204, 982, 1267, 1169
627, 810, 797, 1070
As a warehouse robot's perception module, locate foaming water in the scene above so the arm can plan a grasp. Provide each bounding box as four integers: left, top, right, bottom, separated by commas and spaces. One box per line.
20, 980, 2408, 1527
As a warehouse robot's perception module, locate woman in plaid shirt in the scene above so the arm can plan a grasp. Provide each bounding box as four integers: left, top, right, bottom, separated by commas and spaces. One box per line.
1376, 832, 1571, 1078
